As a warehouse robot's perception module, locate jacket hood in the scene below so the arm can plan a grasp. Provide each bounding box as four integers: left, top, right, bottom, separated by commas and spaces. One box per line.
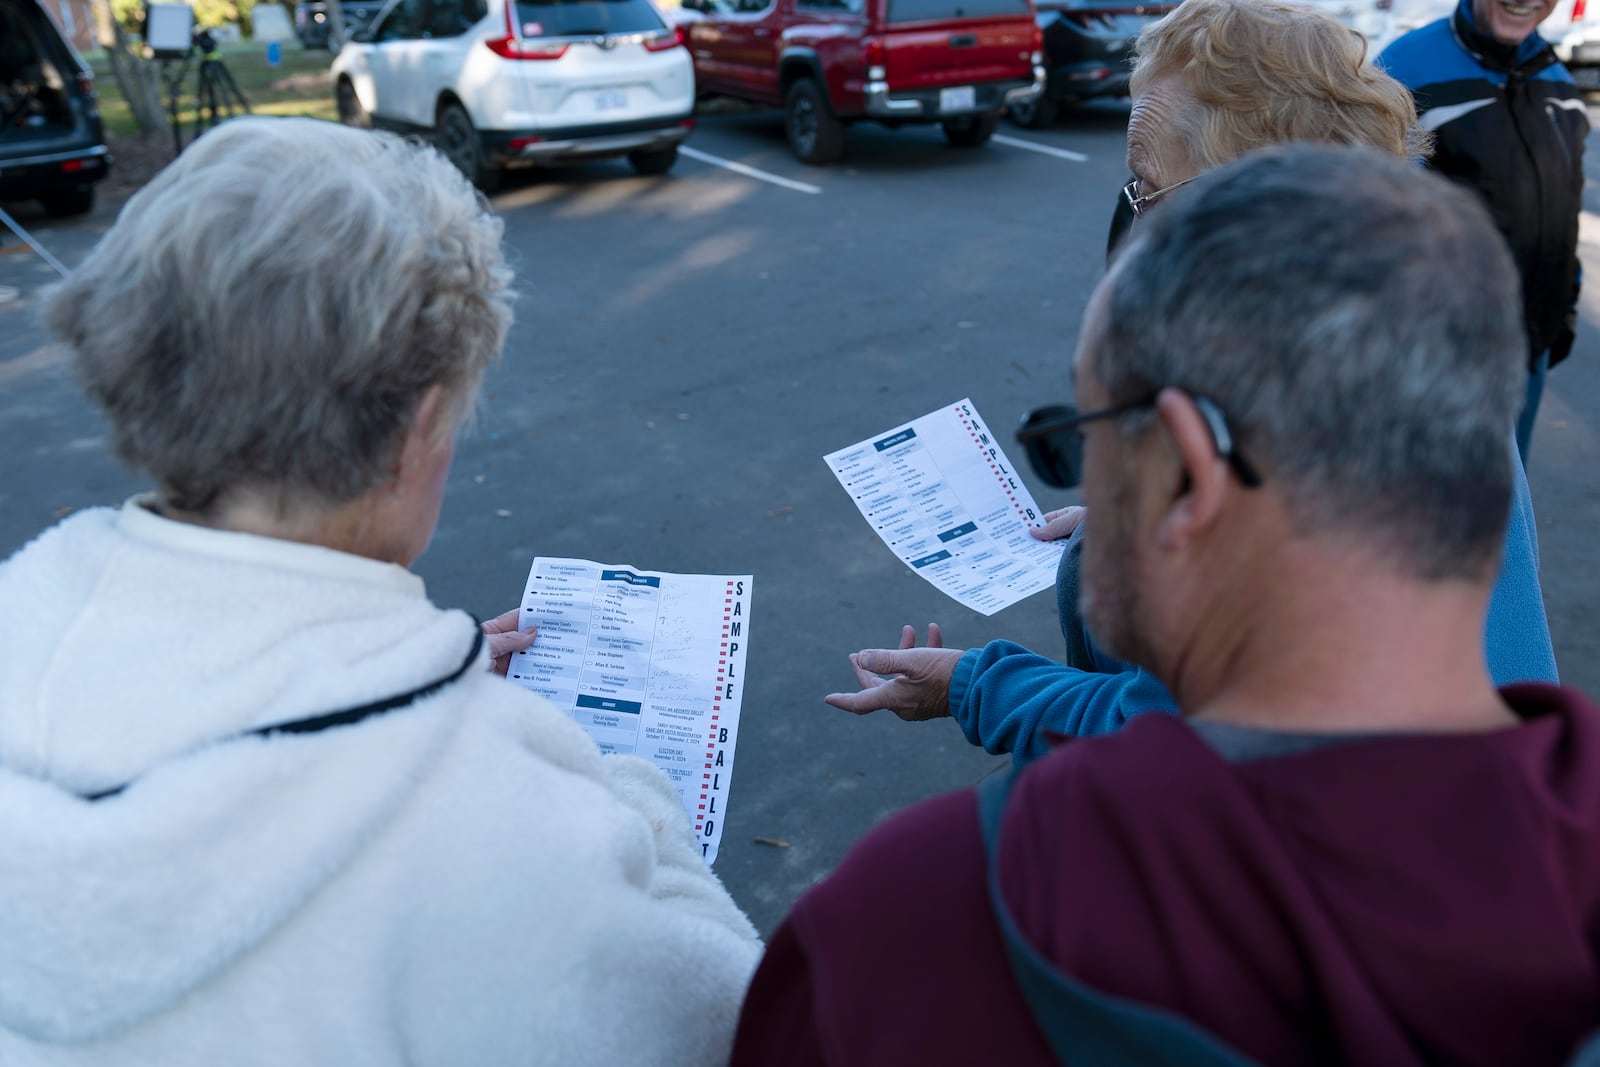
0, 502, 482, 1043
998, 690, 1600, 1065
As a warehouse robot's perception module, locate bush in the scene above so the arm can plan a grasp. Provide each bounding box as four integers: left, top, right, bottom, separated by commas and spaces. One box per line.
193, 0, 254, 33
110, 0, 142, 32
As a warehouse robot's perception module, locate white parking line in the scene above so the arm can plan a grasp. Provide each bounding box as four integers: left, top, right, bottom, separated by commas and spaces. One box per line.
993, 134, 1090, 163
680, 146, 824, 195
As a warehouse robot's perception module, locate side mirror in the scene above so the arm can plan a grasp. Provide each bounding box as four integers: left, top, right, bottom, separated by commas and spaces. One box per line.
350, 26, 373, 41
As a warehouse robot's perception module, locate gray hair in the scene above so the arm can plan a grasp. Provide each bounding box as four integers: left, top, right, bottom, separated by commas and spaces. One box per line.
43, 117, 513, 513
1091, 144, 1525, 579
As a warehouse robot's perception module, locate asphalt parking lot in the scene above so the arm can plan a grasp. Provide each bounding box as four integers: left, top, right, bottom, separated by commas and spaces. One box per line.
4, 102, 1599, 935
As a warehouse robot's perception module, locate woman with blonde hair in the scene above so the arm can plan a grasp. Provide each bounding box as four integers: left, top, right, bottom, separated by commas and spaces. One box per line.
1113, 0, 1427, 246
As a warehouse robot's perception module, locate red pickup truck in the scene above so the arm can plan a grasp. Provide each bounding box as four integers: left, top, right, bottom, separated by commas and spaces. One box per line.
677, 0, 1045, 163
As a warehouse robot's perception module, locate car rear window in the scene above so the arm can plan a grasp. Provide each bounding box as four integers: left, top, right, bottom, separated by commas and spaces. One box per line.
1043, 4, 1162, 35
886, 0, 1029, 21
514, 0, 664, 37
0, 0, 83, 141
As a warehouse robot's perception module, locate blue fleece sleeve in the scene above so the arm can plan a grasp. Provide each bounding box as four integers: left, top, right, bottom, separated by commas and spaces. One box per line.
949, 642, 1177, 766
1486, 442, 1558, 683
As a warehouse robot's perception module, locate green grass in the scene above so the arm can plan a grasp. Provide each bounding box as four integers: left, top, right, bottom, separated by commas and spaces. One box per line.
88, 43, 338, 137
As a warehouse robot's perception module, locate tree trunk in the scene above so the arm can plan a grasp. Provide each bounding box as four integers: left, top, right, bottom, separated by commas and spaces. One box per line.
99, 0, 170, 136
324, 0, 349, 51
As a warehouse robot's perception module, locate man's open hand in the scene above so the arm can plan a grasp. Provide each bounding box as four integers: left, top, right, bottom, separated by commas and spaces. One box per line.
824, 624, 961, 721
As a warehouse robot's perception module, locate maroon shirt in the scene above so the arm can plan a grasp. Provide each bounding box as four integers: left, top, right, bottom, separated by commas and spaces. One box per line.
732, 686, 1600, 1066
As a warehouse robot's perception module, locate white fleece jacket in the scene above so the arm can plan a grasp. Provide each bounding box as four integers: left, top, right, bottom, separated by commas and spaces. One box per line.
0, 501, 762, 1066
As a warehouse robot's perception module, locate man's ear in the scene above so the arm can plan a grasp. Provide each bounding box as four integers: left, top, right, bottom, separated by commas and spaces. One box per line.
1153, 387, 1227, 551
390, 385, 451, 486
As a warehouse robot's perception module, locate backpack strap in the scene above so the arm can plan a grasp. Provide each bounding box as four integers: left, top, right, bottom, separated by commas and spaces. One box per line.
977, 768, 1260, 1067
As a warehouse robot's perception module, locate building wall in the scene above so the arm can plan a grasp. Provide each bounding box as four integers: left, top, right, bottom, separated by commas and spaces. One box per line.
38, 0, 100, 53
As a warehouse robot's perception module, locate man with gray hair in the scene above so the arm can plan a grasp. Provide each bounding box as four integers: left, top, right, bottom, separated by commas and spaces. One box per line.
730, 144, 1600, 1065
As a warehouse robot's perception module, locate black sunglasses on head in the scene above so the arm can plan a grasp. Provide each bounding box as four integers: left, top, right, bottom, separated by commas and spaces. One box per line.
1015, 394, 1264, 490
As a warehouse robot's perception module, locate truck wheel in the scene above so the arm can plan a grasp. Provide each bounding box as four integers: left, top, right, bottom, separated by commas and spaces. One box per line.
943, 114, 998, 148
39, 186, 94, 218
436, 102, 500, 193
1008, 96, 1057, 130
785, 78, 845, 165
336, 77, 370, 129
629, 145, 679, 176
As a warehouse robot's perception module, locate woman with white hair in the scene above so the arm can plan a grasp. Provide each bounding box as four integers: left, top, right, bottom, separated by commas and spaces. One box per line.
0, 117, 759, 1065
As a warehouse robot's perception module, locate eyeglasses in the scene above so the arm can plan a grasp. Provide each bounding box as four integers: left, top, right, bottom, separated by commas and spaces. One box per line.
1121, 176, 1197, 218
1015, 393, 1264, 490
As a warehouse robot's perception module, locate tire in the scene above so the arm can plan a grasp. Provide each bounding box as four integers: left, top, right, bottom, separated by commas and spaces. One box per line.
629, 145, 679, 176
39, 185, 94, 218
784, 78, 845, 165
1008, 95, 1058, 130
435, 102, 500, 193
943, 114, 998, 149
335, 77, 370, 129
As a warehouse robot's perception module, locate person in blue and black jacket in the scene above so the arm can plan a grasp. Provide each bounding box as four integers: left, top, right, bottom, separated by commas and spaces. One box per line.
1379, 0, 1589, 460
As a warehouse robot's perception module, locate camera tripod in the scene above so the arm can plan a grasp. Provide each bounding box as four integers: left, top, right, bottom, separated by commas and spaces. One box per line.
159, 31, 252, 158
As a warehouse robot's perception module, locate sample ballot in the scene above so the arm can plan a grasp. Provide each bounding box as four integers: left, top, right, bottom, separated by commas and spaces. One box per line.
825, 398, 1064, 616
506, 558, 750, 864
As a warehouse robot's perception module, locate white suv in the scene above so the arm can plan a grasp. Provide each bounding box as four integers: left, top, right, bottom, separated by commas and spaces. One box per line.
1546, 0, 1600, 90
332, 0, 695, 188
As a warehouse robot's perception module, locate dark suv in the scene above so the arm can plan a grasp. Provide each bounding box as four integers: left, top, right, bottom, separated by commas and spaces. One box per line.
1008, 0, 1176, 127
295, 0, 391, 50
0, 0, 110, 216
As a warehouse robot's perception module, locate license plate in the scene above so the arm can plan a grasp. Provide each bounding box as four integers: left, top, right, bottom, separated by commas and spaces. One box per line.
593, 89, 630, 112
939, 85, 976, 112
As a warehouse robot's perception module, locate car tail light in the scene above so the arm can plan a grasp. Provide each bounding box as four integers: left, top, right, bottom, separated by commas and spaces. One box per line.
75, 71, 95, 97
643, 26, 684, 51
61, 159, 86, 172
487, 1, 569, 60
863, 36, 886, 80
486, 35, 569, 58
1575, 0, 1587, 21
508, 136, 543, 151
